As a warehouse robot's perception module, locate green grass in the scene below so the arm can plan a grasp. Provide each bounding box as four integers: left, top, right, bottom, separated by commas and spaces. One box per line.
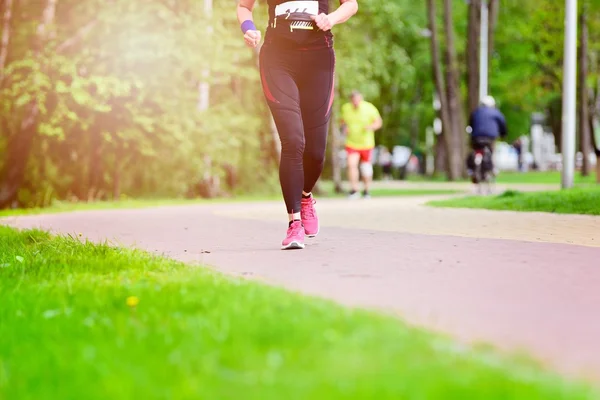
0, 226, 598, 399
406, 170, 597, 185
494, 171, 597, 185
0, 189, 457, 218
0, 195, 280, 218
427, 187, 600, 215
406, 174, 468, 183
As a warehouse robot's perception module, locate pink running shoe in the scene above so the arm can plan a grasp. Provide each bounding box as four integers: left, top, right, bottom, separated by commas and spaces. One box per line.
301, 196, 319, 237
281, 220, 305, 250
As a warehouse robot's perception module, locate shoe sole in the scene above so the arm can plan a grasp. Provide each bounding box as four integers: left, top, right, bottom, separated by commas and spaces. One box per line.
281, 241, 305, 250
306, 228, 319, 238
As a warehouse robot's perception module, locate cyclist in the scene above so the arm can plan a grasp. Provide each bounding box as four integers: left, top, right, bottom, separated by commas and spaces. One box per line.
466, 95, 507, 181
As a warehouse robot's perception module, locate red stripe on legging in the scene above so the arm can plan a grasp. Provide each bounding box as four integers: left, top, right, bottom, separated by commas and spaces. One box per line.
326, 75, 335, 115
260, 63, 279, 104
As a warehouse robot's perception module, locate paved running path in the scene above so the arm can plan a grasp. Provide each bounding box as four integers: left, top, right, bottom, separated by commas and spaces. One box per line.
3, 194, 600, 382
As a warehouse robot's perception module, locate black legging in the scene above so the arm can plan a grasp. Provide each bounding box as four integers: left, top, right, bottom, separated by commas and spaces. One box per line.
259, 45, 335, 214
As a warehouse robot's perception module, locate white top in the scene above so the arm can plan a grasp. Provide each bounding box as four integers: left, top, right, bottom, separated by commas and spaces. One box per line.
274, 1, 319, 17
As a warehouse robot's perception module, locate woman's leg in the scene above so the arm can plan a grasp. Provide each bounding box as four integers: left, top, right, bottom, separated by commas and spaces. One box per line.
298, 47, 336, 193
294, 47, 335, 237
259, 47, 305, 218
259, 46, 306, 249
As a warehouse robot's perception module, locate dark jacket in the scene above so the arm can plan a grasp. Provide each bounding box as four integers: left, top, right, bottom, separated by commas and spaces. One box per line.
469, 106, 507, 139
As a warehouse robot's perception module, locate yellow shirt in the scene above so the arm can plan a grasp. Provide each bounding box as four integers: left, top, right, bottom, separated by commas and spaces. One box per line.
340, 101, 381, 150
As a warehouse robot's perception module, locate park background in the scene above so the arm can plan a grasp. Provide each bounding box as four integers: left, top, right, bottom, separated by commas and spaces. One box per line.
1, 0, 600, 210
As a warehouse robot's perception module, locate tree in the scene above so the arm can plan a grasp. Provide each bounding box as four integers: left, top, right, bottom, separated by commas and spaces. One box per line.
329, 69, 343, 193
487, 0, 499, 61
426, 0, 451, 176
579, 3, 592, 176
0, 0, 12, 77
0, 0, 272, 208
466, 0, 481, 113
443, 0, 466, 180
0, 0, 57, 209
0, 0, 13, 153
2, 0, 600, 208
591, 44, 600, 183
329, 0, 433, 180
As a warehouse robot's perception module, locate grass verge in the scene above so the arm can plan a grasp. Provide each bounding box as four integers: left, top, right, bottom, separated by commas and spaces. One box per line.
406, 170, 597, 185
427, 187, 600, 215
0, 189, 457, 218
494, 171, 597, 185
0, 225, 597, 399
0, 195, 279, 218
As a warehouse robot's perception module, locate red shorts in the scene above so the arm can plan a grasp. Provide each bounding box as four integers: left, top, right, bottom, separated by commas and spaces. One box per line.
346, 146, 372, 163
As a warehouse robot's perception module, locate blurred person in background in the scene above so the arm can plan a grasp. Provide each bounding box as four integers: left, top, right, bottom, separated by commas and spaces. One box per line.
340, 90, 383, 199
466, 95, 507, 181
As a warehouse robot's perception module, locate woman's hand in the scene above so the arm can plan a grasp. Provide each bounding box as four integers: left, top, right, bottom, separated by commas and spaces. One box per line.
311, 13, 334, 31
244, 29, 261, 48
321, 0, 357, 28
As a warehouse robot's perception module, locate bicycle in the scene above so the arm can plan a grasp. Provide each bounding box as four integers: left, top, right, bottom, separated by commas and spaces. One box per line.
471, 144, 496, 195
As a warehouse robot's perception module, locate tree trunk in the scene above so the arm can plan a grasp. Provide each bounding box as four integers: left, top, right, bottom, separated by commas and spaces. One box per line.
36, 137, 48, 205
443, 0, 466, 180
591, 114, 600, 183
112, 140, 125, 200
579, 6, 591, 176
488, 0, 499, 62
112, 167, 121, 200
488, 0, 499, 59
0, 0, 13, 154
88, 127, 103, 200
594, 52, 600, 183
0, 0, 13, 80
0, 112, 37, 208
0, 0, 57, 209
548, 94, 563, 152
434, 134, 448, 176
592, 101, 600, 184
410, 81, 423, 150
467, 0, 481, 113
426, 0, 453, 178
330, 71, 343, 193
595, 116, 600, 184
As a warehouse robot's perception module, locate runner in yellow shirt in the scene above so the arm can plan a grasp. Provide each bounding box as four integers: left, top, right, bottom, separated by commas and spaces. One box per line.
340, 90, 383, 199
